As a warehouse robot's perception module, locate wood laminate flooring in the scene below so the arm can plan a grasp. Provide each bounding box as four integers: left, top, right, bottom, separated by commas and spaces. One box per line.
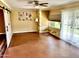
4, 32, 79, 58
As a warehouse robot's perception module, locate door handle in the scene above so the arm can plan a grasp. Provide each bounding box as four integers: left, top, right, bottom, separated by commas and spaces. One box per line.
6, 26, 8, 31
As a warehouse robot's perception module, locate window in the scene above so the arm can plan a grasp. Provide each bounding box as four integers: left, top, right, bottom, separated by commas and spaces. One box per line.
49, 21, 60, 29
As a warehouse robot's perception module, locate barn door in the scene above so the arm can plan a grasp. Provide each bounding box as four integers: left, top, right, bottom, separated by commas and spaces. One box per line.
3, 10, 12, 47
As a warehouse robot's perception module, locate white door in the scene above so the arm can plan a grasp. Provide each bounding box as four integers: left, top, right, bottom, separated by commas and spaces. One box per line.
3, 10, 12, 47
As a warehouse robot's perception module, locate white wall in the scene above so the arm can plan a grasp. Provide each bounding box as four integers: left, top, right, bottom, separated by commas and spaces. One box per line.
11, 10, 38, 33
39, 10, 49, 33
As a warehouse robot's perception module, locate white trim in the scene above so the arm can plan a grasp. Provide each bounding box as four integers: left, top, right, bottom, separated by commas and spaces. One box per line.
39, 31, 48, 33
0, 0, 11, 10
13, 30, 38, 34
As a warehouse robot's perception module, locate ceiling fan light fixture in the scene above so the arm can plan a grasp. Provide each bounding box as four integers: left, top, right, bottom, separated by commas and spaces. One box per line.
35, 5, 39, 8
34, 5, 47, 9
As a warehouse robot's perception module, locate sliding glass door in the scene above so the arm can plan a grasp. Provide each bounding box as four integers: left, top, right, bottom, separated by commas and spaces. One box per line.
61, 8, 79, 47
72, 9, 79, 46
60, 10, 73, 42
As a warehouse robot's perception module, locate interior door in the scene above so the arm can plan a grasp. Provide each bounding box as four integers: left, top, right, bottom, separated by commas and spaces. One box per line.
3, 10, 12, 47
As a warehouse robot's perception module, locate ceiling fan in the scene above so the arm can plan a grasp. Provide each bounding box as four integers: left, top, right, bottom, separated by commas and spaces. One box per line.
27, 0, 48, 7
19, 0, 48, 7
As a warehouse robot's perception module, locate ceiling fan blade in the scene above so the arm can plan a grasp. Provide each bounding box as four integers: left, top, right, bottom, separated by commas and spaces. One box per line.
40, 3, 48, 5
39, 3, 48, 7
28, 1, 33, 4
39, 4, 48, 7
34, 0, 38, 2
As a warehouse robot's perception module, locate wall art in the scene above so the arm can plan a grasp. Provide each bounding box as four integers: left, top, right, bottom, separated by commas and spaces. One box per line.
18, 11, 32, 21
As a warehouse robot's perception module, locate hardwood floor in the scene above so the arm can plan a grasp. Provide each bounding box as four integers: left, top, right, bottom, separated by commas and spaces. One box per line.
4, 32, 79, 58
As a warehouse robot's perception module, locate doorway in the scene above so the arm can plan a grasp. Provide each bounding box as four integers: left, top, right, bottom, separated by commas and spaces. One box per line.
0, 9, 6, 57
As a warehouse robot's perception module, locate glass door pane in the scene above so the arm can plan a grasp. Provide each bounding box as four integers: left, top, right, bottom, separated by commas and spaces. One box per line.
61, 10, 73, 41
61, 8, 79, 48
67, 10, 74, 41
73, 9, 79, 35
72, 9, 79, 46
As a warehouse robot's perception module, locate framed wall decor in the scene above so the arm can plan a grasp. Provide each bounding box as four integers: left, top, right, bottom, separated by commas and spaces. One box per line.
18, 11, 33, 21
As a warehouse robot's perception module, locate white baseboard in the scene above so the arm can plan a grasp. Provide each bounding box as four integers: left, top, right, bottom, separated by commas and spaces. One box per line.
13, 30, 38, 34
39, 31, 48, 33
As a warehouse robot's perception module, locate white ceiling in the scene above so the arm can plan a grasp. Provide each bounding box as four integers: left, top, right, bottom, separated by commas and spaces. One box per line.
3, 0, 79, 9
